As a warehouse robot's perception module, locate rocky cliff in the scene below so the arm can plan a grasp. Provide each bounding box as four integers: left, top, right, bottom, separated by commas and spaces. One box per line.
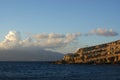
55, 40, 120, 64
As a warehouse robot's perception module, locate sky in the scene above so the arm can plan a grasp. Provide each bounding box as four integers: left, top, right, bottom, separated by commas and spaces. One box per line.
0, 0, 120, 54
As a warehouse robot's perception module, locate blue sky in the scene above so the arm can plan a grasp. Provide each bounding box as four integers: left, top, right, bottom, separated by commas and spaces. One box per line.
0, 0, 120, 53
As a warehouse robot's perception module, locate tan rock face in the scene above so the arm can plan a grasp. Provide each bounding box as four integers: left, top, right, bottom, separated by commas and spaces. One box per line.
59, 40, 120, 64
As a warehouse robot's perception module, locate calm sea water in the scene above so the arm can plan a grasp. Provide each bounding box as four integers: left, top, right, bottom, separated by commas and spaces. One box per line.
0, 62, 120, 80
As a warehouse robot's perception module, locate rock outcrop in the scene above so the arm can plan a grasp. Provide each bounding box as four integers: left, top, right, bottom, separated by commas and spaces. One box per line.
54, 40, 120, 64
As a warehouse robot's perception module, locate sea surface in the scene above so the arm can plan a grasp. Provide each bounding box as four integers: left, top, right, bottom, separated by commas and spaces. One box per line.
0, 62, 120, 80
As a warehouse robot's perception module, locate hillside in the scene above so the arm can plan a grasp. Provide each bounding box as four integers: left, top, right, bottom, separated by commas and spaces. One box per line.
55, 40, 120, 64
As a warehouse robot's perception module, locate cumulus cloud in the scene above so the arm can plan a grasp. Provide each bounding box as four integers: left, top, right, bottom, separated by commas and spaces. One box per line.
32, 32, 81, 49
0, 31, 81, 50
0, 31, 21, 49
86, 28, 118, 37
0, 28, 118, 50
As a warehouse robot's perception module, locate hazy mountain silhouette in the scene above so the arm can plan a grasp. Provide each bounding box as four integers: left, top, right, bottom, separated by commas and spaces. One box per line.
0, 49, 64, 61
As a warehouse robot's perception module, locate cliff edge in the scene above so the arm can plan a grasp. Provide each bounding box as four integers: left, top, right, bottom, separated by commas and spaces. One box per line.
54, 40, 120, 64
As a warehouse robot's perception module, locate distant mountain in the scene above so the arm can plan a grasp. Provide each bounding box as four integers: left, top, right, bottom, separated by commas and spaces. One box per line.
0, 49, 64, 61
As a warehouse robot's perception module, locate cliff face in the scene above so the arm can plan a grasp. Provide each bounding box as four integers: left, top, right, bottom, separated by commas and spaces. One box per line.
55, 40, 120, 64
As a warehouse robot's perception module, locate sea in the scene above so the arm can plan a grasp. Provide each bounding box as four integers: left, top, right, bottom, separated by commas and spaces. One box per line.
0, 62, 120, 80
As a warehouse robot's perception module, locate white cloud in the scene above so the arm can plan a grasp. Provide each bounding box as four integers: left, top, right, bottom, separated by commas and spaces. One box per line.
0, 31, 81, 50
0, 28, 118, 51
0, 31, 21, 49
32, 32, 81, 49
65, 33, 80, 43
87, 28, 118, 37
